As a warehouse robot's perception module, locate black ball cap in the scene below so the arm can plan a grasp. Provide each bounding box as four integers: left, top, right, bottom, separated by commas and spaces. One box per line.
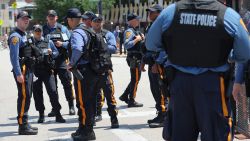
17, 11, 31, 19
33, 24, 43, 31
65, 8, 82, 18
146, 4, 163, 12
92, 14, 103, 22
127, 13, 141, 21
82, 11, 96, 20
48, 10, 57, 16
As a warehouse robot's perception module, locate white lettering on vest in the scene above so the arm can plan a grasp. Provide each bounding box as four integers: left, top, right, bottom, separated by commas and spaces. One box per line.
180, 13, 217, 27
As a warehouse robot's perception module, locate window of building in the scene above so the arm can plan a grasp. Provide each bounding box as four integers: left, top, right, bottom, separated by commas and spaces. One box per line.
1, 4, 5, 9
9, 11, 12, 20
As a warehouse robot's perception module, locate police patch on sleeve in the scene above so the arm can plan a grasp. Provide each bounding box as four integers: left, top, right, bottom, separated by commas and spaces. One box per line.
11, 37, 19, 45
126, 31, 131, 39
240, 19, 248, 32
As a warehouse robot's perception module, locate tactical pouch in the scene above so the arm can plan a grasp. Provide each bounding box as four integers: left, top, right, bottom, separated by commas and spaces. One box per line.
126, 53, 141, 69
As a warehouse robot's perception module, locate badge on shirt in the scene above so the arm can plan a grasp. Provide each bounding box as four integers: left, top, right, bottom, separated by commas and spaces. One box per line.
11, 37, 19, 45
126, 31, 131, 39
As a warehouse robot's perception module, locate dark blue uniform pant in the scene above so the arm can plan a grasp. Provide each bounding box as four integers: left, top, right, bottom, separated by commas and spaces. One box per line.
33, 69, 62, 113
54, 68, 74, 102
163, 70, 232, 141
14, 65, 33, 125
96, 72, 117, 117
122, 67, 141, 101
73, 65, 101, 127
148, 65, 167, 113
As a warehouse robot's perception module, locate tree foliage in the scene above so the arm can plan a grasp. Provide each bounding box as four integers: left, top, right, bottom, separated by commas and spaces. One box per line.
33, 0, 115, 23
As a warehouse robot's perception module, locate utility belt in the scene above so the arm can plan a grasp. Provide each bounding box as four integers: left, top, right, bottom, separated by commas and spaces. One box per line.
126, 52, 142, 68
19, 57, 36, 69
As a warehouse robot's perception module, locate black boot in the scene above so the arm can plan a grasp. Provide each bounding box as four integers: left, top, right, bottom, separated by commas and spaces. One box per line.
68, 100, 76, 115
111, 116, 119, 128
37, 111, 45, 123
119, 94, 129, 104
148, 112, 165, 128
55, 113, 66, 123
71, 125, 84, 138
18, 124, 38, 135
27, 123, 38, 131
72, 126, 96, 141
48, 109, 56, 117
128, 100, 143, 108
95, 108, 102, 122
95, 115, 102, 122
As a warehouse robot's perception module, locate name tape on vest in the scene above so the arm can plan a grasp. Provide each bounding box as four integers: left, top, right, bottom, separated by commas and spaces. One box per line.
180, 13, 217, 27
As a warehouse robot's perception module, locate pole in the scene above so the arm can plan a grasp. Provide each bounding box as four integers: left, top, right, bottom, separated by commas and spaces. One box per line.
98, 0, 102, 15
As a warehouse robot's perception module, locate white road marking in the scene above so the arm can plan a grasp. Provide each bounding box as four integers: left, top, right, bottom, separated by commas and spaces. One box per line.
111, 127, 147, 141
49, 135, 72, 141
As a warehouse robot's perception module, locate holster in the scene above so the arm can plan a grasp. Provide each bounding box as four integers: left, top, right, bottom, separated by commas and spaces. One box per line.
70, 67, 83, 80
20, 57, 35, 69
157, 65, 171, 98
164, 66, 176, 84
126, 53, 141, 69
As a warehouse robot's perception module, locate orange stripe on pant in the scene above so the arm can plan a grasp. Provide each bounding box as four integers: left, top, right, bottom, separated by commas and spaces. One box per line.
133, 67, 139, 98
70, 79, 75, 99
160, 94, 166, 112
77, 80, 86, 125
158, 65, 166, 112
100, 89, 105, 107
220, 77, 231, 141
220, 77, 228, 117
19, 65, 27, 125
109, 73, 117, 105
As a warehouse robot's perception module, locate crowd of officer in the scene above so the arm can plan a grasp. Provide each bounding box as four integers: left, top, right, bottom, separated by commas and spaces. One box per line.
7, 0, 250, 140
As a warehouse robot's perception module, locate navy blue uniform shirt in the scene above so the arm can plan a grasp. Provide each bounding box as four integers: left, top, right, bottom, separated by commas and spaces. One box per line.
69, 24, 89, 66
9, 28, 27, 76
104, 31, 117, 54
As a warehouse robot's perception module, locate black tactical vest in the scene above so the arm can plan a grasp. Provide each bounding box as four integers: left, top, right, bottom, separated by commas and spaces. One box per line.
34, 40, 55, 70
127, 27, 144, 53
43, 24, 67, 69
35, 40, 49, 61
8, 28, 33, 58
162, 0, 234, 67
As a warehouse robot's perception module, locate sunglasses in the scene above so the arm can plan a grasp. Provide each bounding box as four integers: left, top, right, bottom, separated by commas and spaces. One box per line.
34, 30, 42, 32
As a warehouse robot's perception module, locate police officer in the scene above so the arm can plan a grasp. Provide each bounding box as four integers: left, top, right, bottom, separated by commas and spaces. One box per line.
65, 8, 99, 140
119, 13, 144, 107
43, 10, 75, 116
91, 14, 119, 128
8, 11, 38, 135
141, 4, 167, 128
32, 24, 66, 123
146, 0, 250, 140
81, 11, 95, 28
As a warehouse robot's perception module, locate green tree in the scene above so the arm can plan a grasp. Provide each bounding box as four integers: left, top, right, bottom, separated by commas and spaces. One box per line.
33, 0, 115, 23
